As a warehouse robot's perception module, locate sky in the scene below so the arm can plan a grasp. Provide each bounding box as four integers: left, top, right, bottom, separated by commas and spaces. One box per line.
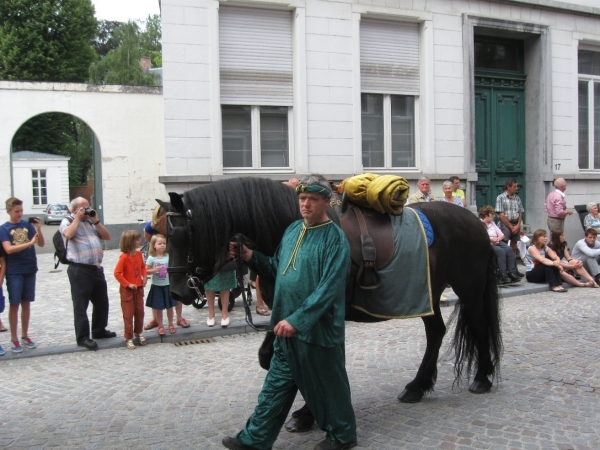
92, 0, 160, 22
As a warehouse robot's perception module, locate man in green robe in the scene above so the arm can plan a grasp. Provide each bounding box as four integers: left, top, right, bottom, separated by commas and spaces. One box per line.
222, 175, 357, 450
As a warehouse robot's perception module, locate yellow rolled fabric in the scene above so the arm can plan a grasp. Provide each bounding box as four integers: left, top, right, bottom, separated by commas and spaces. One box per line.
342, 173, 409, 214
366, 175, 409, 214
343, 173, 378, 207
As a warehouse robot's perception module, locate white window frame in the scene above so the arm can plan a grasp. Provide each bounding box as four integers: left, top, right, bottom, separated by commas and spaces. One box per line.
31, 169, 47, 205
361, 93, 419, 170
222, 105, 294, 171
579, 76, 600, 170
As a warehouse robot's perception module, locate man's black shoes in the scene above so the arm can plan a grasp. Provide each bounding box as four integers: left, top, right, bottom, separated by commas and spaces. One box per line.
92, 330, 117, 339
314, 438, 357, 450
78, 339, 98, 350
221, 436, 260, 450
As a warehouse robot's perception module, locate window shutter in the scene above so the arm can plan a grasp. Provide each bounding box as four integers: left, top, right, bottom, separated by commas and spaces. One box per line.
219, 6, 293, 106
360, 19, 420, 95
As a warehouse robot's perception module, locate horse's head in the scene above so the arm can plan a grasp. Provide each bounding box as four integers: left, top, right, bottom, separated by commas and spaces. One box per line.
159, 193, 214, 305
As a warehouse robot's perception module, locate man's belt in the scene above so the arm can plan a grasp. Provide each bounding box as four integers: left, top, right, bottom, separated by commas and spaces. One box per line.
70, 262, 101, 270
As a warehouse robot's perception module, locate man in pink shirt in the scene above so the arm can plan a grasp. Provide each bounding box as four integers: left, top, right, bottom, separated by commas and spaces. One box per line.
546, 178, 573, 233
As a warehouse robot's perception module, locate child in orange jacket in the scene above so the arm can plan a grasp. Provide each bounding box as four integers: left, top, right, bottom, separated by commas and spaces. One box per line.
114, 230, 147, 349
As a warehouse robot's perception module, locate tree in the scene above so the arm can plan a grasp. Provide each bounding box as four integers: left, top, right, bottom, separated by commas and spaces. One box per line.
0, 0, 97, 82
89, 15, 162, 86
12, 113, 94, 187
92, 20, 123, 57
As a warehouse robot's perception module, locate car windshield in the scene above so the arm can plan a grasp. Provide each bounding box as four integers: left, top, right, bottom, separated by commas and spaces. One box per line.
49, 205, 68, 212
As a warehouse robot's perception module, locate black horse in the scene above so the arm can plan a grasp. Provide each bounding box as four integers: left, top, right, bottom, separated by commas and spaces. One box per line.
161, 177, 502, 403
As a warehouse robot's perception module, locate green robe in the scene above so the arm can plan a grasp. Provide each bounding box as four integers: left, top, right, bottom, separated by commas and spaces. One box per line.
237, 219, 356, 449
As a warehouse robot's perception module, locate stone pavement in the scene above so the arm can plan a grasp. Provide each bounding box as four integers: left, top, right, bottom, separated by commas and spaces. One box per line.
1, 284, 599, 449
1, 251, 599, 449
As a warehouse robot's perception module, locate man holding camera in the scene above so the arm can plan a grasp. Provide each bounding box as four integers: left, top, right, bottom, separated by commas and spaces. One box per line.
60, 197, 116, 350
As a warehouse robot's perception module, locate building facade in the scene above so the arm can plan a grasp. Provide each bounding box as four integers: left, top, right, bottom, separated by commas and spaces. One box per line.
11, 151, 70, 215
160, 0, 600, 243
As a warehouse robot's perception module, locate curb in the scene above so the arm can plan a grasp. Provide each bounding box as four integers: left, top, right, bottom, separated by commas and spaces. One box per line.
0, 318, 270, 361
1, 283, 554, 361
441, 281, 553, 307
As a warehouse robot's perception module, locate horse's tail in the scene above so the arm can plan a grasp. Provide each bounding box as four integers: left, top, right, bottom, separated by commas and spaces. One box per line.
450, 245, 502, 387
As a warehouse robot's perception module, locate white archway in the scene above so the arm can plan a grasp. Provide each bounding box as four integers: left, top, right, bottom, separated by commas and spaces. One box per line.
0, 81, 165, 242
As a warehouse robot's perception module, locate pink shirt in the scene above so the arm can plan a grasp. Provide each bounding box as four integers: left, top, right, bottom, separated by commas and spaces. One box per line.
546, 189, 566, 219
482, 220, 504, 239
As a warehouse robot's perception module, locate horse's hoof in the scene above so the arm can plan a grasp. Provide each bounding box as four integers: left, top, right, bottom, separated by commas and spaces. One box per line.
284, 416, 314, 433
397, 388, 424, 403
468, 379, 492, 394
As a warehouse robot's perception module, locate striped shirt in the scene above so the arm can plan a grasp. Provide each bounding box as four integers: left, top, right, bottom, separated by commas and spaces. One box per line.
59, 216, 104, 266
495, 191, 524, 222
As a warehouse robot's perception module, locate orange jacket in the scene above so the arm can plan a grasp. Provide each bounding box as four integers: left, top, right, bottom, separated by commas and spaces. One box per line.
114, 251, 147, 288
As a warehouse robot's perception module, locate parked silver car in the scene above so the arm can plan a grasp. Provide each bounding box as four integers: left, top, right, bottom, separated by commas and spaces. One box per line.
44, 204, 69, 225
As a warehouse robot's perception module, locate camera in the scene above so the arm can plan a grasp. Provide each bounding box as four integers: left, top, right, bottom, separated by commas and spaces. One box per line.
28, 217, 39, 223
83, 206, 97, 218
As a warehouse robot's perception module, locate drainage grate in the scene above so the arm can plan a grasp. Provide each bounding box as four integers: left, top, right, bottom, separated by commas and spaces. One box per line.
174, 338, 215, 347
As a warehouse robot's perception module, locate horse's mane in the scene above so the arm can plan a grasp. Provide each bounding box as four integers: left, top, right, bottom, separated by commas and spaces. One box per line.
183, 177, 300, 271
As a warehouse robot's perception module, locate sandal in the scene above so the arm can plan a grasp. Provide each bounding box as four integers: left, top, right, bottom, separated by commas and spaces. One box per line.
136, 334, 147, 346
157, 326, 165, 336
0, 324, 7, 332
169, 324, 176, 334
177, 317, 190, 328
126, 339, 136, 350
144, 319, 158, 330
255, 307, 270, 316
551, 287, 568, 293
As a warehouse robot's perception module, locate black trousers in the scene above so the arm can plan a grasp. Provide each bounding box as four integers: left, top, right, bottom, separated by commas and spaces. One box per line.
67, 265, 110, 344
525, 264, 562, 288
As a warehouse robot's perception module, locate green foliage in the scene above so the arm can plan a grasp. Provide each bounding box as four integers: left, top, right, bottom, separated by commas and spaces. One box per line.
89, 14, 162, 86
12, 113, 94, 187
92, 20, 123, 57
0, 0, 97, 82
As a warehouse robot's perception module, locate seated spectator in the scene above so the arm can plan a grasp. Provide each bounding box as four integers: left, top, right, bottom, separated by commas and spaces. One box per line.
548, 229, 598, 288
583, 202, 600, 232
439, 181, 465, 207
448, 176, 465, 202
571, 228, 600, 285
525, 229, 567, 292
479, 206, 522, 284
407, 176, 436, 204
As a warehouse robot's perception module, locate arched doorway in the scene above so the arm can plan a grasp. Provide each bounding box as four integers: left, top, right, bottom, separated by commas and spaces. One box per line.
10, 112, 103, 221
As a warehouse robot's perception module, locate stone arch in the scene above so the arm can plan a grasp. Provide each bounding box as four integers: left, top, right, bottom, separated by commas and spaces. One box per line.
0, 81, 166, 248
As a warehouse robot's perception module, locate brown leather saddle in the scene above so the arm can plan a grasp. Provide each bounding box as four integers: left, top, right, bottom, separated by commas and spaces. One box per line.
338, 200, 395, 289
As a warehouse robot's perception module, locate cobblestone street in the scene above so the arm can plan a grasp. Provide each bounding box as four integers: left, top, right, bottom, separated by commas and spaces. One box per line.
0, 252, 599, 449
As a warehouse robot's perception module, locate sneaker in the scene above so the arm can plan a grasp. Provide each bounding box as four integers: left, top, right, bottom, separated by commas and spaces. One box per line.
21, 336, 37, 349
0, 345, 5, 356
11, 339, 23, 353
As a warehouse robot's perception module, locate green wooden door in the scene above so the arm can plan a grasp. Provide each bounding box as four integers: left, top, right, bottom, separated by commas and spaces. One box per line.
475, 78, 526, 211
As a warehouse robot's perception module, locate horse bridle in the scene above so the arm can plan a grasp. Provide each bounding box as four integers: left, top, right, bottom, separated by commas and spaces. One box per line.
165, 208, 211, 300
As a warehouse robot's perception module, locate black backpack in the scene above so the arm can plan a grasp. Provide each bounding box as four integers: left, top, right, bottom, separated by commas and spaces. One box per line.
53, 216, 73, 269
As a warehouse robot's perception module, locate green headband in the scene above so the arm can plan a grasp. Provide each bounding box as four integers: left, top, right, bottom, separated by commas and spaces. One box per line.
296, 183, 332, 199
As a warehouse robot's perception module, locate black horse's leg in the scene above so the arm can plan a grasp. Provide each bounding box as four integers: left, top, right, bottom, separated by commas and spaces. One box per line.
284, 403, 315, 432
467, 307, 494, 394
398, 293, 446, 403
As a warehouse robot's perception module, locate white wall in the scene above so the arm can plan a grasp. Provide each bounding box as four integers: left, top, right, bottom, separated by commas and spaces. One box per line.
0, 82, 166, 225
